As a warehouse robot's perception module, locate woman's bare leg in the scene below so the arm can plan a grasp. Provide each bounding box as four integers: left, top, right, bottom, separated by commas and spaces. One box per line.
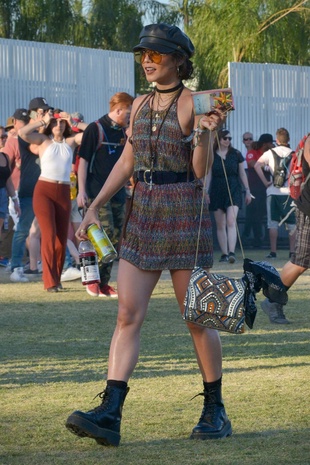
226, 205, 239, 254
27, 217, 41, 270
107, 259, 162, 381
214, 209, 228, 255
170, 269, 222, 382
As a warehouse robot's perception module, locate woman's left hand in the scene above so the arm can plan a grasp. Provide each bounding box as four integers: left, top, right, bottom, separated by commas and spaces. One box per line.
199, 110, 226, 132
59, 112, 71, 124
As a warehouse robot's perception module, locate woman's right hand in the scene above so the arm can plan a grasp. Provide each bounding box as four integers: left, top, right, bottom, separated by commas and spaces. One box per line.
75, 207, 101, 241
41, 110, 53, 127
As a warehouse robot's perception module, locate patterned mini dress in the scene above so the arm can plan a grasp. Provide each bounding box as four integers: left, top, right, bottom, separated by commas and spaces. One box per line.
119, 96, 213, 270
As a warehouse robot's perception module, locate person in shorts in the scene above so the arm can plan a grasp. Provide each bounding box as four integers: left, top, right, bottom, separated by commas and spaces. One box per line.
254, 128, 296, 259
260, 134, 310, 323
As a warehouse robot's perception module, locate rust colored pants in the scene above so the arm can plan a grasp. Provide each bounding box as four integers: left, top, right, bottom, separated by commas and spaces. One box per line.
33, 180, 71, 289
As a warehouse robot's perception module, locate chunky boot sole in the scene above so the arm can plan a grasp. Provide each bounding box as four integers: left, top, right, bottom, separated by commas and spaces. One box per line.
65, 413, 121, 447
190, 420, 232, 440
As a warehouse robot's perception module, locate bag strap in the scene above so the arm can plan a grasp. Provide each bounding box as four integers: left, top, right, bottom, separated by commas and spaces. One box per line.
89, 120, 104, 174
194, 135, 213, 267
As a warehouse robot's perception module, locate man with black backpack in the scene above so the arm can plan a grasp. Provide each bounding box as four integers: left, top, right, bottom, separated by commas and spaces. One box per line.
254, 128, 296, 264
260, 134, 310, 324
77, 92, 134, 297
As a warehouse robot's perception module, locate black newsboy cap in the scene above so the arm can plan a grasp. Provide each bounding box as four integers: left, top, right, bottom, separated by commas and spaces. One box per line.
133, 23, 194, 58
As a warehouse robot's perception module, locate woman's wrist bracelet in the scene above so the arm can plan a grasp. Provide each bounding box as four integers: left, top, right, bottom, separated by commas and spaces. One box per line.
88, 206, 99, 212
11, 195, 18, 201
195, 117, 207, 133
41, 120, 47, 128
194, 127, 207, 135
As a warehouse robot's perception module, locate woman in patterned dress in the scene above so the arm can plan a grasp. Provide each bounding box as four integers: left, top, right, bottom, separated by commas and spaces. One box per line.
66, 23, 231, 446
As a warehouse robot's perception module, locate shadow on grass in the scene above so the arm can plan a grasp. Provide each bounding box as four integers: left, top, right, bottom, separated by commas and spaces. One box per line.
2, 426, 310, 465
1, 294, 309, 386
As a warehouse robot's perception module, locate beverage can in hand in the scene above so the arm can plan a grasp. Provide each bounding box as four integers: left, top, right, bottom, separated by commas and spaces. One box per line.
87, 223, 118, 263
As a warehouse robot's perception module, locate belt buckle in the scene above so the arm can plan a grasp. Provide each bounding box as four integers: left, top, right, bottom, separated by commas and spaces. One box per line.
143, 170, 152, 185
143, 169, 153, 190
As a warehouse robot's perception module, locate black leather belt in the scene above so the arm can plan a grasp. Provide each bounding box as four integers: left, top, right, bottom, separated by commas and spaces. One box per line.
137, 170, 194, 185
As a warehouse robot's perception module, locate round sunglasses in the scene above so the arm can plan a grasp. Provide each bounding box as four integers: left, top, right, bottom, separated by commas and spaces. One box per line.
134, 49, 166, 64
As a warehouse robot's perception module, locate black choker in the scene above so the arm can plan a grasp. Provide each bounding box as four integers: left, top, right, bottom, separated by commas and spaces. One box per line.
155, 82, 184, 94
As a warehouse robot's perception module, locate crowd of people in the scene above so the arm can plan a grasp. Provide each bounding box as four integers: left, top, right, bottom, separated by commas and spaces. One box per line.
0, 21, 309, 448
0, 93, 134, 295
1, 106, 300, 288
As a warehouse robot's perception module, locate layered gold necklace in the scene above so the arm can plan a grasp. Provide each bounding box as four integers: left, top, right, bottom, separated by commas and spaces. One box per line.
151, 82, 184, 133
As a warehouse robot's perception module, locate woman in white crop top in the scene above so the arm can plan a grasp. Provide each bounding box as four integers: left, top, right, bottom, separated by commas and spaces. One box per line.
19, 112, 84, 292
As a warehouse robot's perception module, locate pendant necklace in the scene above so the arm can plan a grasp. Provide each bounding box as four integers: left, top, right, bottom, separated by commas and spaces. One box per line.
148, 84, 184, 190
152, 83, 184, 133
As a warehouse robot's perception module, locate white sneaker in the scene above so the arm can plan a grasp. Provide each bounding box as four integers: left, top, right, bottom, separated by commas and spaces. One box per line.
61, 266, 81, 282
5, 260, 11, 273
10, 267, 29, 283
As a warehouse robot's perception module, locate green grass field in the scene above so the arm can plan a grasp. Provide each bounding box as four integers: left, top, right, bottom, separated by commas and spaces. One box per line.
0, 249, 309, 464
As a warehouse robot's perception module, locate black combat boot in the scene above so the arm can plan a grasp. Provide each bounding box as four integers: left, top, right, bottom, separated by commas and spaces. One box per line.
65, 384, 129, 446
190, 381, 232, 440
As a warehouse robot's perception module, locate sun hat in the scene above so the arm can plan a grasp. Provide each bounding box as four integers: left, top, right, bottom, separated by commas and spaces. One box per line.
5, 117, 14, 131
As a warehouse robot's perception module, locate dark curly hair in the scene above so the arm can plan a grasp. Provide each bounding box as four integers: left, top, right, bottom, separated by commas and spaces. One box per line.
44, 119, 72, 138
172, 51, 194, 80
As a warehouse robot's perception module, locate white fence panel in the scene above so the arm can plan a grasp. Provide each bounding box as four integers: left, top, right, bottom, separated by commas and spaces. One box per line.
228, 62, 310, 152
0, 39, 135, 124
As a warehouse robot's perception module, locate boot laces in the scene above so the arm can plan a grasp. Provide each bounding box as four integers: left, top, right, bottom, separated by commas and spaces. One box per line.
191, 391, 217, 422
89, 389, 112, 413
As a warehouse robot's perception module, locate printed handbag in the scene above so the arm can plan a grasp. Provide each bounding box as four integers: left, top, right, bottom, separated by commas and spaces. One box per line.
183, 267, 246, 334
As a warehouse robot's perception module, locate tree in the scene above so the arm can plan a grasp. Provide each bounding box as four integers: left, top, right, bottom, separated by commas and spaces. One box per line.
0, 0, 18, 37
187, 0, 310, 89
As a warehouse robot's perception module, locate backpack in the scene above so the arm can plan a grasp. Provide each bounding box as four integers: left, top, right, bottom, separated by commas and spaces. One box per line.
271, 149, 293, 188
288, 133, 310, 200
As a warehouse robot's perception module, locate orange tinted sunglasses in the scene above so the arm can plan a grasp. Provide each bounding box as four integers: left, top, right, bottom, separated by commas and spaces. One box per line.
134, 49, 166, 64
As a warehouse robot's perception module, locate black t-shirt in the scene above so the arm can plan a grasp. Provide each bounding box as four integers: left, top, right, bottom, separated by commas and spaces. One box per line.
18, 136, 41, 198
296, 157, 310, 216
0, 152, 11, 188
78, 115, 126, 202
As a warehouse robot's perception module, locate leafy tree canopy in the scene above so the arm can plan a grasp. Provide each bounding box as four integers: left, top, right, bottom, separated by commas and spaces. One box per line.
0, 0, 309, 92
